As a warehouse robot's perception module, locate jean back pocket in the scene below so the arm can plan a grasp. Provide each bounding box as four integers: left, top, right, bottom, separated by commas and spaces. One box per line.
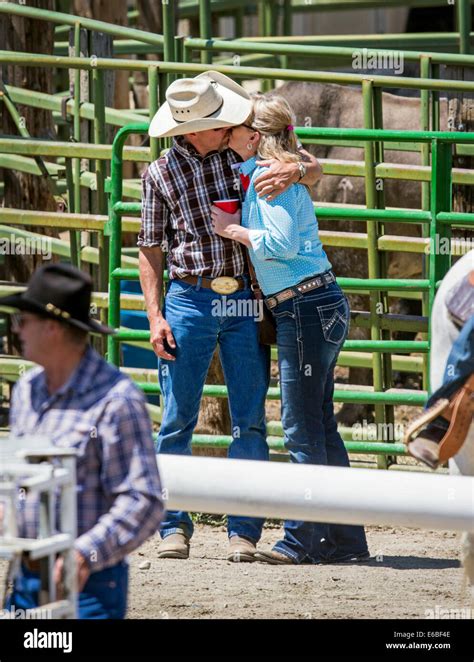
316, 297, 349, 346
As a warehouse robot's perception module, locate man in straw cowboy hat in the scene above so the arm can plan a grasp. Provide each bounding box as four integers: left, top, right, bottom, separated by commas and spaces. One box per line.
0, 263, 164, 618
139, 71, 322, 562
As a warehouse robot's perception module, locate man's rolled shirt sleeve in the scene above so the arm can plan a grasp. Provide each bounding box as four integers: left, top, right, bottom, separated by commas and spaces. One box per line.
138, 169, 168, 248
75, 395, 164, 571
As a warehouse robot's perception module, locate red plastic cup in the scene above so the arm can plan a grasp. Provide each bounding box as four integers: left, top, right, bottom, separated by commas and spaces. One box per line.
213, 199, 240, 213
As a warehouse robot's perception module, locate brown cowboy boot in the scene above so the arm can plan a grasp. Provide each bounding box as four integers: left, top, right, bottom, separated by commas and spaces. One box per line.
156, 533, 190, 559
254, 548, 297, 565
227, 536, 257, 563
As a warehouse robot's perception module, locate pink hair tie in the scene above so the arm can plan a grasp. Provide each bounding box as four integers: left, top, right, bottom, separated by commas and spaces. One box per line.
287, 124, 294, 131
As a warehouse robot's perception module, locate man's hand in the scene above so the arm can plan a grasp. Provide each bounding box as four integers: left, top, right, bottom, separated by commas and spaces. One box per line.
211, 205, 241, 239
255, 149, 322, 201
149, 314, 176, 361
54, 551, 90, 597
254, 159, 298, 201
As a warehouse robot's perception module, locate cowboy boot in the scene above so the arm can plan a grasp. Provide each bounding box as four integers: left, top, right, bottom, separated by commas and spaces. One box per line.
227, 535, 258, 563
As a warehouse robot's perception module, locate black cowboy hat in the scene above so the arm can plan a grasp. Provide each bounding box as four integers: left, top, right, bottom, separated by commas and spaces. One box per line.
0, 263, 115, 335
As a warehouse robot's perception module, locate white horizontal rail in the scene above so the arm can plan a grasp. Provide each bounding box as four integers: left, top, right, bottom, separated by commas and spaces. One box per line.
0, 464, 72, 491
158, 455, 474, 533
0, 533, 74, 559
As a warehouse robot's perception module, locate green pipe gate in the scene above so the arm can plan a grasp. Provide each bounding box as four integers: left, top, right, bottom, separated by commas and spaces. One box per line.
1, 0, 474, 467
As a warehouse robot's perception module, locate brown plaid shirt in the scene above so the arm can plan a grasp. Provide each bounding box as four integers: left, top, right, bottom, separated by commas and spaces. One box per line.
138, 137, 247, 279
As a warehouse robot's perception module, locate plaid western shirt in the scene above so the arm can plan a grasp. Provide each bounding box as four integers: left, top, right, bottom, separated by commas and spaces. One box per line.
9, 346, 164, 572
138, 136, 247, 279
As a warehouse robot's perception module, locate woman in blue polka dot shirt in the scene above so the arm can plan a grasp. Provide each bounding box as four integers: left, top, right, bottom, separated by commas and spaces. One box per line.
212, 93, 369, 566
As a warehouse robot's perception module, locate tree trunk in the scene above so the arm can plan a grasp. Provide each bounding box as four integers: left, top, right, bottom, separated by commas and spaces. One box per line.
0, 0, 57, 285
194, 349, 232, 457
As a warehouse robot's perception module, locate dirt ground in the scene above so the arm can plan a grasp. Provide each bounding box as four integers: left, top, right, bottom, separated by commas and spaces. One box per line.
127, 524, 470, 620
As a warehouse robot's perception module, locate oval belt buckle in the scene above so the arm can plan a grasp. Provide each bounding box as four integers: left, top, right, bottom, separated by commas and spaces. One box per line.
210, 276, 239, 295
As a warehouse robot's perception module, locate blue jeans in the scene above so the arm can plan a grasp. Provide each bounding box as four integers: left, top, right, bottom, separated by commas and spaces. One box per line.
270, 279, 368, 563
427, 314, 474, 407
424, 314, 474, 437
6, 561, 128, 619
157, 277, 270, 542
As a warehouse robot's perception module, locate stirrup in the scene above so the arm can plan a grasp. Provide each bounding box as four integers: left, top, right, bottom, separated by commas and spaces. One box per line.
404, 375, 474, 464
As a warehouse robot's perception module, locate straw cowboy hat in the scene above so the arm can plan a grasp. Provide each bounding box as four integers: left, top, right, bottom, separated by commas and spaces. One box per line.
149, 70, 252, 138
0, 263, 115, 335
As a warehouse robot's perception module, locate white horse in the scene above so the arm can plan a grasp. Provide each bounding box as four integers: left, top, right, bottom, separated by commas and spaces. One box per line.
430, 250, 474, 604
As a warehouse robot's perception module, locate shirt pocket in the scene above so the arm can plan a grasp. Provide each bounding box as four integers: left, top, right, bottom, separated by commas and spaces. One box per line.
165, 195, 186, 231
316, 297, 349, 346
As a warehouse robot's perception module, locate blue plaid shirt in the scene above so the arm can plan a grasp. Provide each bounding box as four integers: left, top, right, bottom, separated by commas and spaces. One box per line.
9, 346, 164, 572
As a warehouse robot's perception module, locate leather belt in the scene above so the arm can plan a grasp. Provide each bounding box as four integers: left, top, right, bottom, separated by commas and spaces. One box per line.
179, 275, 247, 295
265, 271, 336, 310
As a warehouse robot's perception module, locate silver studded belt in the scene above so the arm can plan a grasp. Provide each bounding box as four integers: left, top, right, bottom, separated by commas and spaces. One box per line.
265, 271, 336, 310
